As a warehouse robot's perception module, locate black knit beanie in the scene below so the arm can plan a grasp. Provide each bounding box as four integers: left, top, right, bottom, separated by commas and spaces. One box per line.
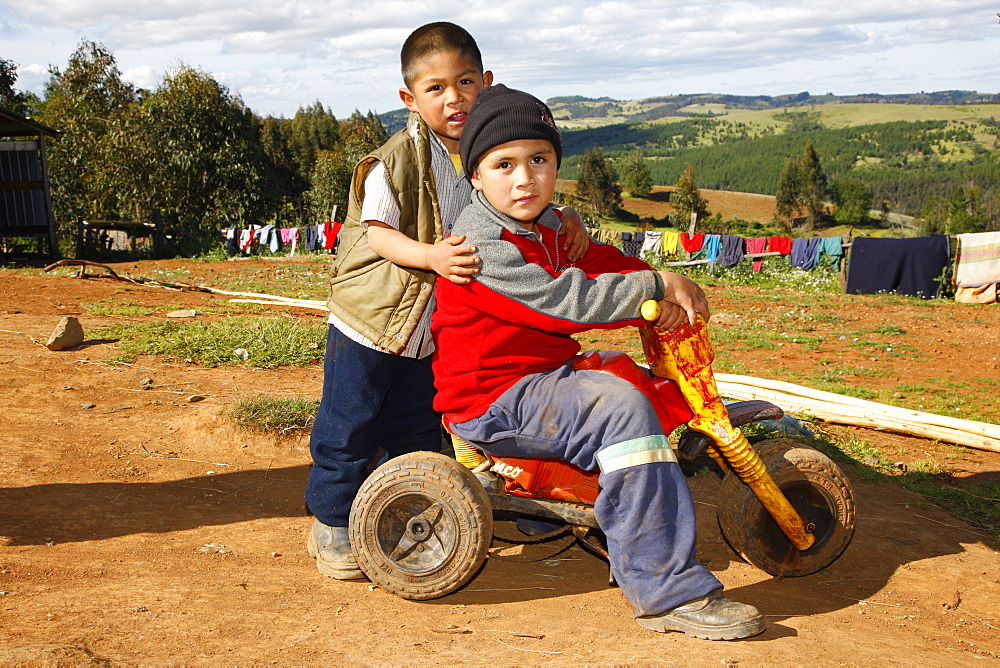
460, 84, 562, 174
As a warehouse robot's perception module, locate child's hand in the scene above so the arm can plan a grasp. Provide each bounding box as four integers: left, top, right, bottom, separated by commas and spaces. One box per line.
427, 235, 480, 285
554, 206, 590, 262
656, 271, 710, 328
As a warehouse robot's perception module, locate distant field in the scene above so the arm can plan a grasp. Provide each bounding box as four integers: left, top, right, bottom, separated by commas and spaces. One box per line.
713, 103, 1000, 130
558, 181, 777, 225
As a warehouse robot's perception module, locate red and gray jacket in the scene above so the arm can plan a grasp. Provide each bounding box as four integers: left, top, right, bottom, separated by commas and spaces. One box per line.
432, 191, 665, 424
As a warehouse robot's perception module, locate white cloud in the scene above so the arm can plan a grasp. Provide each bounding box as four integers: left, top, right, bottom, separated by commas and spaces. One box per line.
2, 0, 997, 116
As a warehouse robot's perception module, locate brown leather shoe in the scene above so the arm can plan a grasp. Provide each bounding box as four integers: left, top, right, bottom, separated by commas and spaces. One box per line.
307, 519, 366, 580
637, 589, 765, 640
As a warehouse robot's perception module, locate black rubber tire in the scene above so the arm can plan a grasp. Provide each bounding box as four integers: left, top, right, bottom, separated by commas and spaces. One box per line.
349, 451, 493, 600
717, 438, 856, 577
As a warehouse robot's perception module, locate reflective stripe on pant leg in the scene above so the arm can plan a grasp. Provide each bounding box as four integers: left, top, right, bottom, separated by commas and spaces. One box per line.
596, 435, 676, 473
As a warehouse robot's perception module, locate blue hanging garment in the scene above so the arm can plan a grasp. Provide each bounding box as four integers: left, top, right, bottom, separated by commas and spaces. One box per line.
791, 237, 820, 270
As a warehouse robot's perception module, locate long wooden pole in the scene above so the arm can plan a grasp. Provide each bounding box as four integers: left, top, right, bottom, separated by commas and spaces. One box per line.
715, 373, 1000, 454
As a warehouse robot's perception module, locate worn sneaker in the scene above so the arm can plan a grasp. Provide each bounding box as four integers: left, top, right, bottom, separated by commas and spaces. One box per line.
637, 589, 765, 640
307, 519, 366, 580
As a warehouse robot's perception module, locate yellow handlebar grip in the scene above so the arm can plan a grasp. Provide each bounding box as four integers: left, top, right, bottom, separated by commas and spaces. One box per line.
640, 300, 661, 322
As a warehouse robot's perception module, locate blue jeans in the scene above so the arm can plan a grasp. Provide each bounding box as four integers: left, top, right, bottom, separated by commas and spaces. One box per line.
305, 326, 441, 527
450, 362, 721, 617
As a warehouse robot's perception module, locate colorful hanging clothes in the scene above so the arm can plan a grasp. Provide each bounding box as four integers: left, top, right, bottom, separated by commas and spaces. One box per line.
955, 231, 1000, 288
662, 231, 680, 256
845, 235, 950, 299
679, 232, 704, 254
816, 236, 844, 267
225, 227, 238, 256
703, 234, 722, 264
281, 227, 300, 256
767, 236, 793, 256
745, 237, 768, 272
790, 238, 821, 270
621, 232, 640, 257
641, 231, 663, 257
718, 235, 745, 267
303, 225, 318, 250
325, 220, 344, 251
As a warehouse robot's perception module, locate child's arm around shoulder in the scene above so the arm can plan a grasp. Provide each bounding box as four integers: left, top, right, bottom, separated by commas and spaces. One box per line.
552, 206, 590, 262
367, 223, 480, 285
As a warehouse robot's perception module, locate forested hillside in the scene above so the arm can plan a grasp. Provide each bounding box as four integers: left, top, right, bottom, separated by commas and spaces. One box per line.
382, 92, 1000, 222
558, 116, 1000, 217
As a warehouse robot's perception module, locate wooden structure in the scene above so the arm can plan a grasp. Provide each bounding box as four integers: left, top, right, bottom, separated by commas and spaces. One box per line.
0, 105, 60, 259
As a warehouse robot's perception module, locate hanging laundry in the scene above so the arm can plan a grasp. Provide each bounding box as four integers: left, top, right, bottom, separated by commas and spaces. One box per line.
642, 231, 663, 257
767, 236, 793, 256
703, 234, 722, 264
745, 237, 768, 272
954, 231, 1000, 288
225, 227, 239, 256
240, 227, 256, 255
718, 235, 745, 267
258, 224, 281, 253
816, 236, 844, 267
790, 237, 821, 270
662, 231, 680, 256
955, 284, 997, 304
325, 220, 344, 251
620, 231, 640, 257
680, 232, 705, 254
303, 225, 318, 251
281, 227, 300, 256
845, 235, 950, 299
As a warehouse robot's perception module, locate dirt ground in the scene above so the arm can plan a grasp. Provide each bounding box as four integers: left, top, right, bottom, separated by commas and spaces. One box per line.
1, 259, 998, 665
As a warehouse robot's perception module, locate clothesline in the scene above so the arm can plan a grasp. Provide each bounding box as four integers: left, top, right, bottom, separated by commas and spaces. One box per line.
221, 221, 343, 257
589, 228, 848, 272
589, 227, 1000, 303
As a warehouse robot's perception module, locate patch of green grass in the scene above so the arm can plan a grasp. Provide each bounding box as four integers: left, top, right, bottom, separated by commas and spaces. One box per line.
849, 339, 919, 356
873, 324, 907, 336
96, 316, 327, 368
227, 396, 320, 433
811, 382, 878, 401
895, 383, 932, 393
713, 358, 749, 374
83, 300, 155, 317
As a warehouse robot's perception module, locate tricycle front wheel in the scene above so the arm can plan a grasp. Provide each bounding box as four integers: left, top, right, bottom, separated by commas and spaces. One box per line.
717, 438, 856, 577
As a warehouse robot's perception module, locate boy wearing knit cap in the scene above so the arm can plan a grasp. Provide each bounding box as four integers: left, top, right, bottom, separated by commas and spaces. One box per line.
431, 84, 766, 640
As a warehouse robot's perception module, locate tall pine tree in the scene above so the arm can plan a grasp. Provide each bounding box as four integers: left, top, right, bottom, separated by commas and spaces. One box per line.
576, 145, 622, 219
671, 165, 709, 229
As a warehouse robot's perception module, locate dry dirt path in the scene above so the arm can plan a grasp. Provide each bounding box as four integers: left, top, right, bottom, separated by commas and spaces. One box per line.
1, 263, 997, 665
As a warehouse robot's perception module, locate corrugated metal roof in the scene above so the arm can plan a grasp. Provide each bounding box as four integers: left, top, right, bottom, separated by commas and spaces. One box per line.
0, 105, 60, 138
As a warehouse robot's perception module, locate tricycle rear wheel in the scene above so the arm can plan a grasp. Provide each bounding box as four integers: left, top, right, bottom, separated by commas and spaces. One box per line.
349, 451, 493, 600
717, 438, 856, 577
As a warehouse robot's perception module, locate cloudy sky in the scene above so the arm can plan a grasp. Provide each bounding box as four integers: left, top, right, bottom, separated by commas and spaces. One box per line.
2, 1, 998, 119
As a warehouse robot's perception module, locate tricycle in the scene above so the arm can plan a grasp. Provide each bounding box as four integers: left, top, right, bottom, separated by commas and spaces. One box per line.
347, 302, 856, 600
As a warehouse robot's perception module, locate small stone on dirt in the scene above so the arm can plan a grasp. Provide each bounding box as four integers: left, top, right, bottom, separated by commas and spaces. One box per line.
140, 378, 153, 389
166, 309, 197, 318
45, 316, 84, 351
198, 543, 231, 554
187, 395, 205, 403
81, 403, 96, 410
710, 313, 741, 326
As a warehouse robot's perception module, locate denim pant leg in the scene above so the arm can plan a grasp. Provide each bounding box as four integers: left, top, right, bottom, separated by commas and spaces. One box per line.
305, 326, 441, 527
450, 363, 721, 617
